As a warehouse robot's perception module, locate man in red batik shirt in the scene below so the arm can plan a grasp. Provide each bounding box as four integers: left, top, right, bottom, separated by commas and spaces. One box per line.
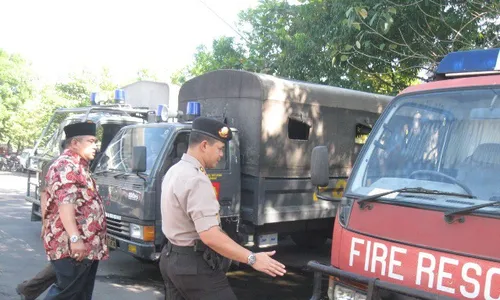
42, 122, 108, 300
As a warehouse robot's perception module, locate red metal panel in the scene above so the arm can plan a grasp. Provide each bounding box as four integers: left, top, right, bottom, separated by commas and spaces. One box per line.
337, 227, 500, 299
400, 75, 500, 95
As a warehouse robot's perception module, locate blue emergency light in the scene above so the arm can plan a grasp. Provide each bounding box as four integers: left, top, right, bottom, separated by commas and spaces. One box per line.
90, 92, 98, 105
436, 48, 500, 77
157, 104, 180, 122
186, 101, 201, 117
157, 104, 167, 117
157, 104, 168, 122
114, 89, 125, 104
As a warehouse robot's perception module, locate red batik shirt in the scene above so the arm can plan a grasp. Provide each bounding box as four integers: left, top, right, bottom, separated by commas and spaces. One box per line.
43, 149, 108, 261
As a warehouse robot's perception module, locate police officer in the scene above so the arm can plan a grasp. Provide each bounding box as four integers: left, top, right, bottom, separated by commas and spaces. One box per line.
160, 117, 286, 299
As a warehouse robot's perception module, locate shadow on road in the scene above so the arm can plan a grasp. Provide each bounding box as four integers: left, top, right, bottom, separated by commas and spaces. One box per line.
0, 172, 331, 300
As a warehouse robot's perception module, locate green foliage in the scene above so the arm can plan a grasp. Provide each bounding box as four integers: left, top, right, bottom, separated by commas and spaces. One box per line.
171, 37, 248, 85
173, 0, 499, 95
136, 68, 159, 82
2, 0, 499, 150
0, 49, 34, 149
55, 68, 119, 107
335, 0, 500, 92
0, 51, 127, 150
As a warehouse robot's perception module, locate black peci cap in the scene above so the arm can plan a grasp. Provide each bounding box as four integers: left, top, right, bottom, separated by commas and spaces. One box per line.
64, 122, 97, 139
192, 117, 232, 143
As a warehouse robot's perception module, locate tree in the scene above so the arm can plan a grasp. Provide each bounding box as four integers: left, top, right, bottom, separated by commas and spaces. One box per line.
136, 68, 159, 81
236, 0, 386, 91
334, 0, 500, 92
9, 88, 57, 150
171, 37, 248, 85
171, 68, 191, 86
174, 0, 499, 94
0, 49, 34, 149
98, 67, 118, 93
55, 67, 119, 107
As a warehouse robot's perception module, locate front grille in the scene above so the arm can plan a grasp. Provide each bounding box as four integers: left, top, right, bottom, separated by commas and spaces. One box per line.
106, 217, 130, 239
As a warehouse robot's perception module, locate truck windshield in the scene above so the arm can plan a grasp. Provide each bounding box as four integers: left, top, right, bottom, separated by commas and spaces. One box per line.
348, 87, 500, 208
95, 126, 171, 175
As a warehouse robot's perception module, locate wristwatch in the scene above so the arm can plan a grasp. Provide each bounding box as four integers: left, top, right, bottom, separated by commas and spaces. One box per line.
247, 252, 256, 266
70, 235, 80, 243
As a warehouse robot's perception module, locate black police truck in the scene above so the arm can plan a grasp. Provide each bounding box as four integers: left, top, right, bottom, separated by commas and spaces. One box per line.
93, 70, 392, 262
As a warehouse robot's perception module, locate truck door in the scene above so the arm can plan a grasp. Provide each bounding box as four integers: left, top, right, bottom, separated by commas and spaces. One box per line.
207, 132, 241, 219
158, 130, 241, 219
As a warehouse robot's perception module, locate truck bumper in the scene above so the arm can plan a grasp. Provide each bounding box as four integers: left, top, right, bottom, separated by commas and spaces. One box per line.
107, 234, 158, 261
307, 261, 455, 300
25, 196, 40, 205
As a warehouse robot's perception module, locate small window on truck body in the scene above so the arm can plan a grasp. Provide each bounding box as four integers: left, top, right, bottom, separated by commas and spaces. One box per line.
355, 124, 372, 145
288, 117, 311, 140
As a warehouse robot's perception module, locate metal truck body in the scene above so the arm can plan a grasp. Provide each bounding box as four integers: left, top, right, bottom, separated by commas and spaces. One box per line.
95, 69, 392, 261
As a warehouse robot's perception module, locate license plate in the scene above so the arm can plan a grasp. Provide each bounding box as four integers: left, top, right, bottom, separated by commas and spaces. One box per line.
107, 237, 117, 249
258, 233, 278, 248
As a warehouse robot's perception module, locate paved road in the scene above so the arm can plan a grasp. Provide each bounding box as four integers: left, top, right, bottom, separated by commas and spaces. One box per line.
0, 171, 329, 300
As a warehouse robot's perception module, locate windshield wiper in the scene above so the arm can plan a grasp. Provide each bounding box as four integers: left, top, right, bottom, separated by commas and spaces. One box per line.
444, 200, 500, 221
357, 187, 476, 209
114, 172, 149, 179
113, 172, 131, 179
94, 168, 126, 177
94, 170, 112, 175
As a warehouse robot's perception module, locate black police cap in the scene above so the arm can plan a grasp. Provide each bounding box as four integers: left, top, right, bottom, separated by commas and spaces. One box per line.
192, 117, 232, 143
64, 122, 97, 139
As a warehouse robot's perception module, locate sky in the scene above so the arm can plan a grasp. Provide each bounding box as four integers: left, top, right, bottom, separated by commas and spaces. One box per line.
0, 0, 259, 85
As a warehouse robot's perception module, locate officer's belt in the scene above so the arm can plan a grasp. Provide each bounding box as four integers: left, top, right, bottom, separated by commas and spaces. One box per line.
167, 240, 208, 254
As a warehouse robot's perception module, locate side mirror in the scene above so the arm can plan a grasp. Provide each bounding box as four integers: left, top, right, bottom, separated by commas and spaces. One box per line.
132, 146, 147, 173
311, 146, 329, 187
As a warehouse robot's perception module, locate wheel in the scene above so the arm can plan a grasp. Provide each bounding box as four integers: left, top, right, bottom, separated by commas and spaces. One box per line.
291, 232, 328, 249
31, 203, 42, 221
408, 170, 473, 195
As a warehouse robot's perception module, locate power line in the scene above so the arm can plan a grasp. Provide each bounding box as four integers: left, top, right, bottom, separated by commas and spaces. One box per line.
196, 0, 250, 44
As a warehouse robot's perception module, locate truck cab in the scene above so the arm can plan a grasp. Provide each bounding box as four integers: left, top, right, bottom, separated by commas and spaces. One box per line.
93, 122, 241, 261
308, 48, 500, 299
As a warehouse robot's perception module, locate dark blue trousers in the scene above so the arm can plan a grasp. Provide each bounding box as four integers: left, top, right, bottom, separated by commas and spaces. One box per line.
44, 258, 99, 300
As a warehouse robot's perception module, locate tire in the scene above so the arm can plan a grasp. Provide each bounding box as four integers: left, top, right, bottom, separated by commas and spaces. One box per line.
31, 203, 42, 221
291, 232, 328, 249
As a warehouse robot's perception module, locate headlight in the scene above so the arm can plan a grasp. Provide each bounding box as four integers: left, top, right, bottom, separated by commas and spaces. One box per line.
130, 224, 143, 239
129, 224, 155, 241
333, 284, 367, 300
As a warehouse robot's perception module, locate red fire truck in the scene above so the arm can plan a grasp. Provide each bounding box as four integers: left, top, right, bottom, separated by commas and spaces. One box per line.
309, 48, 500, 299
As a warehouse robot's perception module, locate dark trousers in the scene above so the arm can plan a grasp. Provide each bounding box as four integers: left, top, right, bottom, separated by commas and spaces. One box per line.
159, 245, 237, 300
17, 263, 57, 299
44, 258, 99, 300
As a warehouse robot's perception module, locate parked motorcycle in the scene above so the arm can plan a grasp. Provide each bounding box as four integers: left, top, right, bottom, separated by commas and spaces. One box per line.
6, 155, 22, 172
0, 156, 6, 171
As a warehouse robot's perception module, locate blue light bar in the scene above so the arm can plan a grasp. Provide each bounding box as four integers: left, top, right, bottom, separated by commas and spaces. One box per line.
90, 92, 97, 105
157, 104, 167, 116
436, 48, 500, 76
114, 89, 125, 104
186, 101, 201, 117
